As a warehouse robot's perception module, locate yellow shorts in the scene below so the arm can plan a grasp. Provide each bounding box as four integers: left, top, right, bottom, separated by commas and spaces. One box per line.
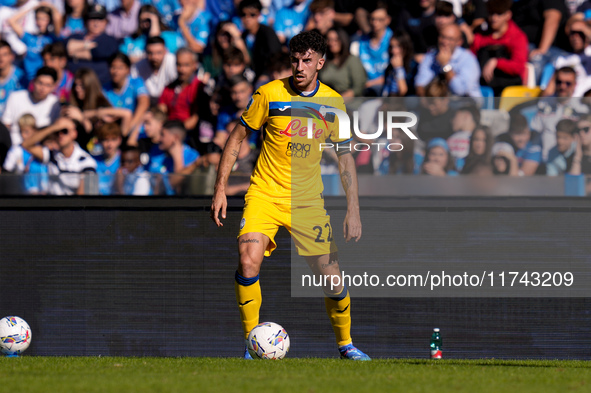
238, 194, 338, 257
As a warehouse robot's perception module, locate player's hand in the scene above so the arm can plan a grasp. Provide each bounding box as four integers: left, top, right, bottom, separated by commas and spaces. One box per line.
210, 188, 227, 227
343, 210, 362, 242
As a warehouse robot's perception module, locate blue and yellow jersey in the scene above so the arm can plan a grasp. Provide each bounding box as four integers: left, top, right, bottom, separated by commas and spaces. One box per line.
240, 76, 351, 205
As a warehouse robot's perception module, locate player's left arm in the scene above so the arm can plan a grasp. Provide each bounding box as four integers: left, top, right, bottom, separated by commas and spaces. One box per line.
337, 150, 361, 242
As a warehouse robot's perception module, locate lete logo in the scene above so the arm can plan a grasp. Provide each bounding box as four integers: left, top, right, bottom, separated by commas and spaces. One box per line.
279, 106, 327, 139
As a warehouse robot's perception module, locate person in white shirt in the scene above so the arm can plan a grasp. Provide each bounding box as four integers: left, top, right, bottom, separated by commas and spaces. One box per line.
21, 116, 97, 195
130, 36, 177, 106
2, 66, 60, 145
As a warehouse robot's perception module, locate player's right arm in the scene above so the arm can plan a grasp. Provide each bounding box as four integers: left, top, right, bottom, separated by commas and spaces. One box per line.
210, 122, 251, 227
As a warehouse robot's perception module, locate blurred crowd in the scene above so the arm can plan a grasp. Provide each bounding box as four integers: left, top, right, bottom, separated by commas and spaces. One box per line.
0, 0, 590, 195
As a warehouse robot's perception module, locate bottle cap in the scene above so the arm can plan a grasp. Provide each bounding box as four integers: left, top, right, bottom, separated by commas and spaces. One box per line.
433, 328, 440, 332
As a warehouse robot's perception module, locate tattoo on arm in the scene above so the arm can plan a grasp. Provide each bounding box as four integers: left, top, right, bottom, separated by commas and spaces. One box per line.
341, 170, 352, 191
231, 149, 239, 158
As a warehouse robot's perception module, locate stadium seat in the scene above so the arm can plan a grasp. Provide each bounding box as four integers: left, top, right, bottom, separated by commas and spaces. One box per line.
524, 62, 536, 88
539, 64, 555, 90
498, 86, 541, 112
480, 86, 494, 110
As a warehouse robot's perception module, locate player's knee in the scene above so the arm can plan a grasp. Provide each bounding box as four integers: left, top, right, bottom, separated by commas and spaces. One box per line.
239, 253, 262, 277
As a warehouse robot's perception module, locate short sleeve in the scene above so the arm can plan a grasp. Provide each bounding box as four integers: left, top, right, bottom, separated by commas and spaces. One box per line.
240, 88, 268, 132
328, 98, 352, 144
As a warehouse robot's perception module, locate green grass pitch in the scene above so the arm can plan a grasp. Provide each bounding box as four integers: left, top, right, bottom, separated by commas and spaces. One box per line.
1, 357, 590, 393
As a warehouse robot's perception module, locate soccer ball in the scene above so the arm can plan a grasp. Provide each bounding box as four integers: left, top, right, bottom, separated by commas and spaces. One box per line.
0, 316, 32, 356
247, 322, 290, 359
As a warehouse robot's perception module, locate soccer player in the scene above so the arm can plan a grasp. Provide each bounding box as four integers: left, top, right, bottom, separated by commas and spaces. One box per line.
210, 30, 370, 360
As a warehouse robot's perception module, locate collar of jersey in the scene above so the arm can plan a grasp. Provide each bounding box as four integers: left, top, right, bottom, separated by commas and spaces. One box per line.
289, 76, 319, 97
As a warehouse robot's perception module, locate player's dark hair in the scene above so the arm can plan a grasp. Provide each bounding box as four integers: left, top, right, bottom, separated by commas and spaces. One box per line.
290, 30, 327, 57
238, 0, 262, 14
109, 52, 131, 68
41, 41, 67, 59
35, 66, 58, 82
146, 35, 166, 47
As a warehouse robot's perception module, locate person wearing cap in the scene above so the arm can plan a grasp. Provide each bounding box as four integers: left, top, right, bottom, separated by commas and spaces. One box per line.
420, 137, 459, 176
66, 3, 118, 86
491, 141, 519, 175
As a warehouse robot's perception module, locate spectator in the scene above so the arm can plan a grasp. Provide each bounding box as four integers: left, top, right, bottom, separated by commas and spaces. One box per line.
0, 40, 25, 116
543, 17, 591, 97
462, 0, 488, 31
106, 0, 141, 41
417, 78, 455, 141
93, 121, 122, 194
382, 30, 416, 97
352, 2, 392, 96
420, 137, 458, 176
416, 24, 482, 98
21, 116, 97, 195
569, 115, 591, 175
378, 127, 423, 175
175, 0, 212, 54
130, 36, 178, 105
511, 0, 569, 82
145, 0, 181, 29
461, 125, 494, 174
216, 47, 256, 95
0, 118, 9, 171
0, 0, 39, 57
66, 3, 119, 86
8, 3, 60, 83
491, 141, 519, 175
64, 67, 132, 148
62, 0, 88, 39
448, 103, 480, 171
104, 53, 150, 134
120, 4, 183, 64
214, 75, 253, 148
129, 106, 166, 162
398, 0, 438, 61
2, 66, 60, 145
471, 0, 529, 96
147, 120, 199, 194
239, 0, 282, 80
202, 21, 251, 81
497, 113, 543, 175
308, 0, 338, 36
318, 27, 366, 97
274, 0, 310, 44
434, 0, 473, 47
158, 47, 202, 131
531, 66, 589, 160
2, 114, 48, 194
39, 42, 74, 105
546, 118, 578, 175
115, 145, 152, 195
